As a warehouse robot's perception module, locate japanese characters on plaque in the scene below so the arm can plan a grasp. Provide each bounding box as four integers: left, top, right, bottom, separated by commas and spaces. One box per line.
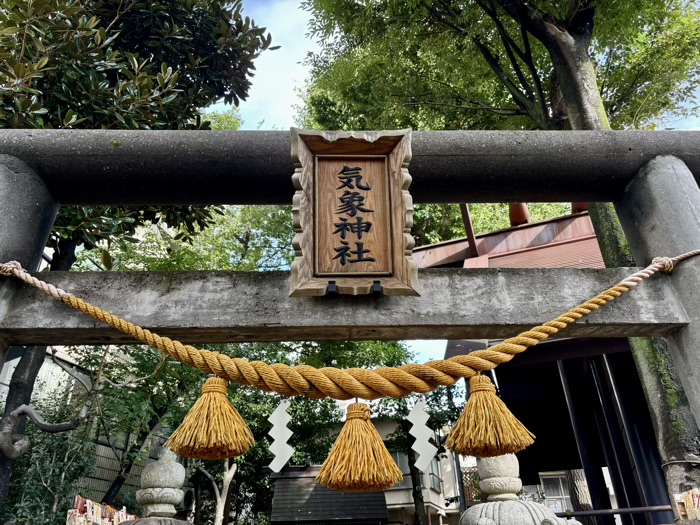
290, 129, 419, 296
316, 158, 391, 276
333, 166, 374, 265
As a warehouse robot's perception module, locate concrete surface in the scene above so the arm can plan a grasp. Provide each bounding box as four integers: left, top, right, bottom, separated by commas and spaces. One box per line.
0, 268, 687, 345
0, 130, 699, 204
616, 156, 700, 431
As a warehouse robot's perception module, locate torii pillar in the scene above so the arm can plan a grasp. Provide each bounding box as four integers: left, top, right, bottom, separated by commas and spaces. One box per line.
616, 155, 700, 499
0, 155, 58, 369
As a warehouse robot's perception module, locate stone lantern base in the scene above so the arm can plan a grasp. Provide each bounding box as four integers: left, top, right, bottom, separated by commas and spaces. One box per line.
459, 455, 582, 525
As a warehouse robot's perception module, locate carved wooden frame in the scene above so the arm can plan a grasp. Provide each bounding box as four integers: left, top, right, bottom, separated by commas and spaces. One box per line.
289, 128, 419, 297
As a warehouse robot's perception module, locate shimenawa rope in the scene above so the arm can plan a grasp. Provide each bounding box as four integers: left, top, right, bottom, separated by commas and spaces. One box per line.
2, 253, 699, 480
0, 253, 695, 401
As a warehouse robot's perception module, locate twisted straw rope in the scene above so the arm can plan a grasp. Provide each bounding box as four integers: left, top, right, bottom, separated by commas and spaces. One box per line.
1, 253, 698, 401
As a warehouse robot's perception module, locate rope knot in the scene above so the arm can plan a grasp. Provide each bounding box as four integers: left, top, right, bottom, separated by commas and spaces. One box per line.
470, 374, 496, 394
346, 403, 371, 421
0, 261, 22, 277
652, 257, 674, 273
201, 377, 228, 395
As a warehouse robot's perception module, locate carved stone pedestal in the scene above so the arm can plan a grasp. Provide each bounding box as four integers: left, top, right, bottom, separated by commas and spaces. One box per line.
459, 455, 582, 525
119, 450, 190, 525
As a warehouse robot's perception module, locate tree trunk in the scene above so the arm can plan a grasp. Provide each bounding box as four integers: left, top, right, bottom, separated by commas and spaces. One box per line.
0, 235, 80, 506
221, 475, 236, 525
546, 32, 609, 130
0, 346, 48, 505
565, 469, 596, 525
50, 236, 79, 272
193, 472, 202, 525
213, 462, 236, 525
407, 445, 428, 525
101, 401, 169, 505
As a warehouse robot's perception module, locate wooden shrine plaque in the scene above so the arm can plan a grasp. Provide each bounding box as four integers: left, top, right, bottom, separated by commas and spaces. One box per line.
290, 129, 420, 296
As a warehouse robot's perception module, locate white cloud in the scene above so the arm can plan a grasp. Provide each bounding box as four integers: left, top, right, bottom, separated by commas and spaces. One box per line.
406, 340, 448, 363
226, 0, 318, 130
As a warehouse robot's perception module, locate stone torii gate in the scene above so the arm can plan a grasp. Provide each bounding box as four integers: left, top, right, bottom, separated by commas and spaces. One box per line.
1, 129, 700, 520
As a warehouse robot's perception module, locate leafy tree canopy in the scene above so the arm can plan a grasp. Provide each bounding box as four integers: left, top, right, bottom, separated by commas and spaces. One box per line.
0, 0, 270, 268
0, 0, 275, 129
299, 0, 700, 131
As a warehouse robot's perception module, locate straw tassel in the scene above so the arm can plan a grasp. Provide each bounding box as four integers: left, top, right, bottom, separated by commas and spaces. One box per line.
165, 377, 255, 460
317, 403, 403, 492
446, 374, 534, 457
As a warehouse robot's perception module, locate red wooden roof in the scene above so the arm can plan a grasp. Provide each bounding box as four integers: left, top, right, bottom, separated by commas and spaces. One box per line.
413, 212, 604, 269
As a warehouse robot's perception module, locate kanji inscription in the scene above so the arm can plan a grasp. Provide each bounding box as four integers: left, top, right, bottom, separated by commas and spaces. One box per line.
316, 158, 391, 276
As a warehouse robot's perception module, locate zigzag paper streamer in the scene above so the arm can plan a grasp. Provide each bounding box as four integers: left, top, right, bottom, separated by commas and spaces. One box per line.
407, 399, 437, 472
268, 399, 295, 472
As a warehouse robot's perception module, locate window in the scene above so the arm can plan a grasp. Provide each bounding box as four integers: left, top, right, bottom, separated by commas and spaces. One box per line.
388, 451, 412, 489
540, 473, 573, 513
390, 450, 410, 473
429, 456, 442, 493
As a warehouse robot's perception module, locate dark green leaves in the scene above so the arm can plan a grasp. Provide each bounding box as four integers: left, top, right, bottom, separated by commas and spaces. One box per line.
0, 0, 275, 129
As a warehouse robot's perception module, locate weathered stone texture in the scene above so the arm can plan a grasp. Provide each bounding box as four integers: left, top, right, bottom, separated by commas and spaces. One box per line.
0, 268, 688, 345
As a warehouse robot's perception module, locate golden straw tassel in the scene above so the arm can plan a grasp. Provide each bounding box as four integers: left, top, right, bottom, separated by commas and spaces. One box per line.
317, 403, 403, 492
446, 374, 534, 457
165, 377, 255, 460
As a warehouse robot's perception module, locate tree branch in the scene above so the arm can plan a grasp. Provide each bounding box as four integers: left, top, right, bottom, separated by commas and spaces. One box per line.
477, 0, 526, 59
498, 0, 553, 43
471, 37, 539, 116
599, 46, 617, 98
101, 355, 167, 389
419, 2, 537, 118
519, 24, 549, 120
96, 399, 122, 462
568, 0, 595, 41
104, 0, 139, 34
479, 0, 536, 104
392, 101, 526, 116
0, 345, 152, 461
0, 414, 30, 459
420, 2, 469, 36
10, 402, 90, 434
49, 351, 91, 394
198, 465, 221, 502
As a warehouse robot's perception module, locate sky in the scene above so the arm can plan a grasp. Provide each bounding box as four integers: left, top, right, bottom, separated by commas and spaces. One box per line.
209, 0, 318, 130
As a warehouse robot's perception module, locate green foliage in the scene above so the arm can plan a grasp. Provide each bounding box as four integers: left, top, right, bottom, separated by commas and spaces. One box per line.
0, 0, 274, 129
0, 0, 265, 266
73, 344, 203, 453
0, 384, 95, 525
204, 107, 243, 131
52, 205, 225, 264
75, 205, 294, 272
412, 203, 571, 246
299, 0, 700, 131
